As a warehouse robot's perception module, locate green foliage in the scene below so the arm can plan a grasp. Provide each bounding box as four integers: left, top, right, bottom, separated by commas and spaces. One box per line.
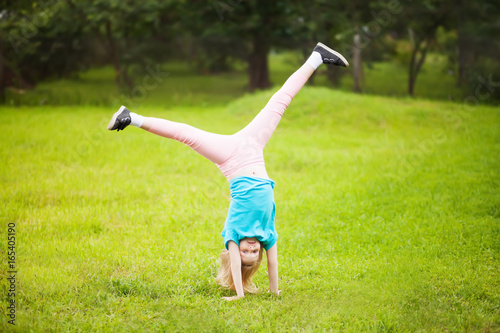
1, 0, 179, 94
454, 0, 500, 101
4, 53, 481, 107
0, 76, 499, 331
336, 55, 463, 100
1, 0, 499, 100
1, 0, 89, 87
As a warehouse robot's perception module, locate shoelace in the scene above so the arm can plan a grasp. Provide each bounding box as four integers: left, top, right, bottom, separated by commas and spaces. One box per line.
117, 117, 131, 131
323, 57, 338, 64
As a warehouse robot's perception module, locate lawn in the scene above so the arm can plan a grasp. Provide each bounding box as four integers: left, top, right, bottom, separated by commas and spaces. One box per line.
0, 61, 499, 332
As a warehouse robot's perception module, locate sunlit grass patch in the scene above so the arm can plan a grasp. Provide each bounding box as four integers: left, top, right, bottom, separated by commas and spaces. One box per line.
0, 84, 498, 331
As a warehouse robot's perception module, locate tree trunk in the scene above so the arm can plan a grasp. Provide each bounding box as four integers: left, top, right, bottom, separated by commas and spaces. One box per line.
105, 20, 133, 91
408, 47, 417, 96
456, 0, 468, 87
408, 21, 441, 96
408, 38, 429, 96
408, 28, 415, 49
326, 66, 343, 87
248, 36, 270, 91
457, 29, 468, 87
353, 33, 362, 93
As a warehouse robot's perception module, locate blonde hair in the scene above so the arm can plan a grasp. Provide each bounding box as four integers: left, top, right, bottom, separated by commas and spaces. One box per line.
215, 245, 264, 294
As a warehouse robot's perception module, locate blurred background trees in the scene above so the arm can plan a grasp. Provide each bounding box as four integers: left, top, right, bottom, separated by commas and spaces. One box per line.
1, 0, 499, 102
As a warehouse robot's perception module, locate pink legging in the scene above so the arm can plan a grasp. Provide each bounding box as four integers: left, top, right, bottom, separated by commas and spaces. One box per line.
146, 63, 315, 179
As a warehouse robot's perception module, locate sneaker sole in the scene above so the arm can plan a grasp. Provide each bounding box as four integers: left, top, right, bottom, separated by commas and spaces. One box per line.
107, 105, 127, 130
317, 42, 350, 67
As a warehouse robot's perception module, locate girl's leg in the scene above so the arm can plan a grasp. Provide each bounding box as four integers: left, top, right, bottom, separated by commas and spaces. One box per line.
108, 43, 348, 168
141, 117, 237, 164
115, 62, 314, 168
236, 63, 315, 149
236, 42, 349, 149
107, 107, 240, 166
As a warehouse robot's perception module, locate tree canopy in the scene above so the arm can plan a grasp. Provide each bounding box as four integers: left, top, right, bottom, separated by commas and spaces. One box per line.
0, 0, 498, 101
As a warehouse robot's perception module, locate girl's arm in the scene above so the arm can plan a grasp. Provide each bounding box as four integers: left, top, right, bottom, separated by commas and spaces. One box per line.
266, 243, 280, 295
225, 240, 244, 300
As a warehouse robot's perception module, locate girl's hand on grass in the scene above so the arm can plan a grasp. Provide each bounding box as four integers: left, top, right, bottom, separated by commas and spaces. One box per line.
268, 289, 281, 296
223, 295, 243, 301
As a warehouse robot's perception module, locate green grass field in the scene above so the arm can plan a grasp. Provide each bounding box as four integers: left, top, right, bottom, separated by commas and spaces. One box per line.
1, 59, 499, 332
